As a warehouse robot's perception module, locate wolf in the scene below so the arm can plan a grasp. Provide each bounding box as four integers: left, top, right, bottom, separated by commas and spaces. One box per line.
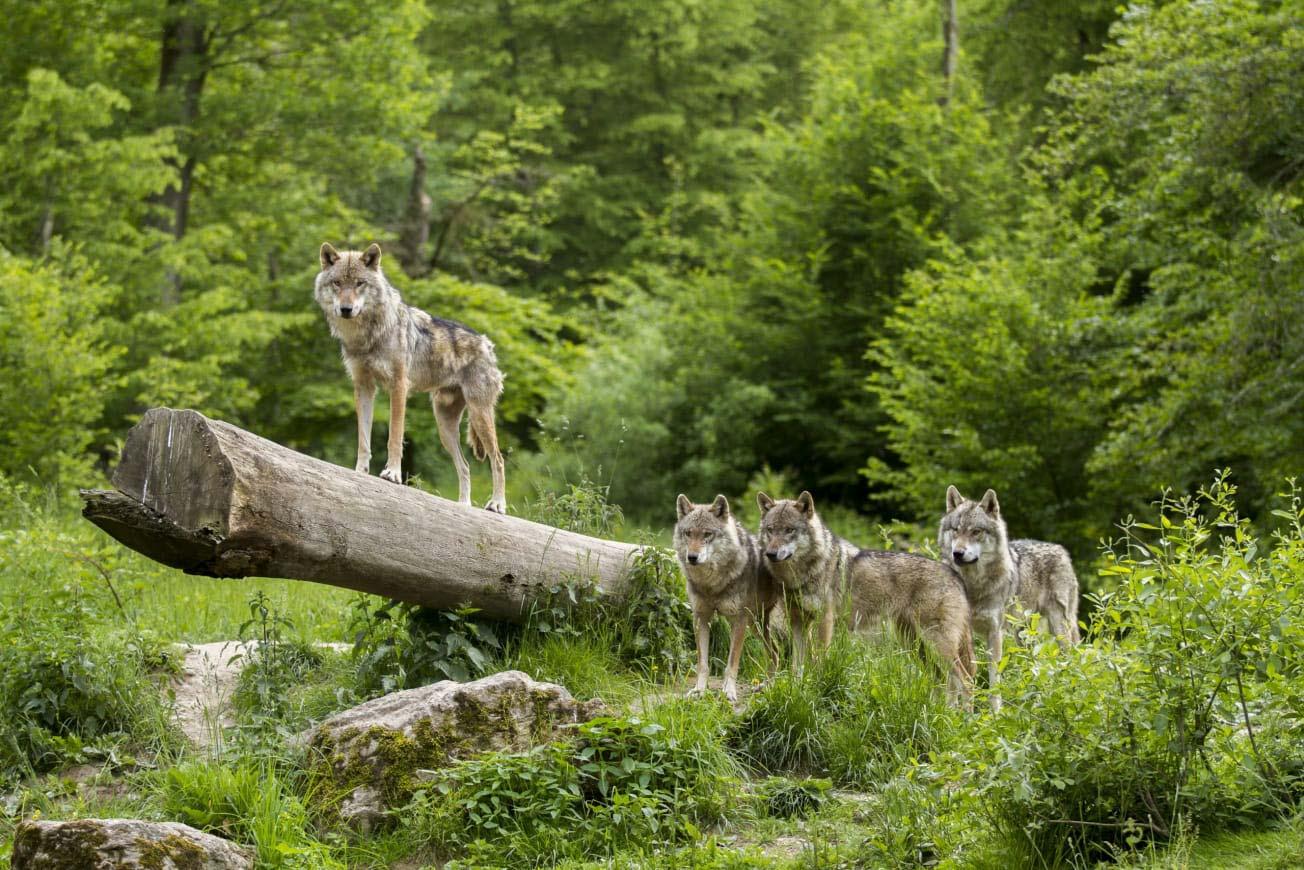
315, 243, 506, 513
939, 486, 1081, 711
757, 491, 975, 707
674, 494, 782, 702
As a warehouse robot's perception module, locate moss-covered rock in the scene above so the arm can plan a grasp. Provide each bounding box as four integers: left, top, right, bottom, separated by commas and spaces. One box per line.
304, 670, 604, 829
12, 819, 253, 869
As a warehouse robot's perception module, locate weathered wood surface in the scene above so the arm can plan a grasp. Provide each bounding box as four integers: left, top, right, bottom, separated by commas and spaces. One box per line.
80, 408, 645, 621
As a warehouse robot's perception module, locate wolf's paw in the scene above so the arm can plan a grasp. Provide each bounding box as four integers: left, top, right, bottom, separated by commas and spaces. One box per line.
722, 683, 739, 703
687, 685, 708, 699
379, 467, 403, 484
484, 497, 506, 514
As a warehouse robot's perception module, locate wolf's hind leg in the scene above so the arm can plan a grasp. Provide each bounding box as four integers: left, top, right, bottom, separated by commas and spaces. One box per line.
468, 402, 506, 514
433, 390, 472, 506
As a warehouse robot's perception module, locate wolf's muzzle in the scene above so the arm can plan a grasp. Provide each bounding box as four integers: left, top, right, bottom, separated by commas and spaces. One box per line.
765, 550, 789, 562
338, 306, 354, 318
953, 550, 978, 564
686, 553, 701, 565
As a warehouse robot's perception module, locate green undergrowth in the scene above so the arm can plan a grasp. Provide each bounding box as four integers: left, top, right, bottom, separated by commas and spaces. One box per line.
729, 630, 959, 788
4, 477, 1304, 868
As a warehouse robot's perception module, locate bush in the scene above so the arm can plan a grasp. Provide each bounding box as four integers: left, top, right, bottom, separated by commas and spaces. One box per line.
0, 252, 122, 490
0, 581, 173, 783
403, 709, 738, 866
349, 599, 503, 697
963, 475, 1304, 863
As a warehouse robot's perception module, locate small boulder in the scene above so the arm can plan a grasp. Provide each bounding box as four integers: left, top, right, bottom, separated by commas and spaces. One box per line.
12, 819, 254, 869
306, 670, 604, 826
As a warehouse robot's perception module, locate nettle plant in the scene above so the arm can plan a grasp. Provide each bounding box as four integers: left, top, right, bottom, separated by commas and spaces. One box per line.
349, 598, 503, 696
967, 473, 1304, 863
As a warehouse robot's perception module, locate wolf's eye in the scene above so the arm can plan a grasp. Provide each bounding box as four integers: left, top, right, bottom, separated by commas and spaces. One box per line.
703, 532, 714, 540
332, 280, 341, 289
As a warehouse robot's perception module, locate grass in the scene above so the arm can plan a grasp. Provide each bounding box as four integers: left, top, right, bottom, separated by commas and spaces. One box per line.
3, 477, 1303, 869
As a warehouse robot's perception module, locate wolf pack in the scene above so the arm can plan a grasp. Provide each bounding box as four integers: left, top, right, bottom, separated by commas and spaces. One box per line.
314, 242, 1080, 712
676, 487, 1079, 711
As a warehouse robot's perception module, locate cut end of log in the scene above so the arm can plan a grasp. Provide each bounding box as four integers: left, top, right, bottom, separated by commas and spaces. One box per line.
80, 488, 243, 576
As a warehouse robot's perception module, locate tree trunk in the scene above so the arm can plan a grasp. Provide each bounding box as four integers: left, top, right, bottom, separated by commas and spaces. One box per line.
151, 0, 210, 304
940, 0, 958, 107
80, 409, 645, 621
397, 145, 432, 277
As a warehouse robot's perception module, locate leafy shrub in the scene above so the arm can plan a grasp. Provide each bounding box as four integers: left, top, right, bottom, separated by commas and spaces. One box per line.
404, 710, 737, 866
0, 582, 173, 783
729, 631, 956, 787
0, 251, 122, 490
612, 545, 692, 678
349, 599, 502, 696
233, 591, 324, 720
964, 475, 1304, 863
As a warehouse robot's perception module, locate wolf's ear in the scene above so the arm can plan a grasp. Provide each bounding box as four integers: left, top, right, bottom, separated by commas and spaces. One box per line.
361, 243, 382, 270
979, 489, 1001, 517
756, 492, 775, 515
710, 494, 730, 519
796, 490, 816, 516
320, 243, 341, 269
676, 494, 693, 520
946, 485, 965, 512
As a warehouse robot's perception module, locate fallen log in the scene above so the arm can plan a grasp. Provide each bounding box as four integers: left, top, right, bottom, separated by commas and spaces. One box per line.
80, 408, 645, 621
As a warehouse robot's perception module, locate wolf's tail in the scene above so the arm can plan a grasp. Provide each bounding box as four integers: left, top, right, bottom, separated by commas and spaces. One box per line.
467, 414, 491, 462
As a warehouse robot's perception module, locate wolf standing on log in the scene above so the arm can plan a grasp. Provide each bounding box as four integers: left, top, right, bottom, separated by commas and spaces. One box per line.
315, 243, 507, 513
939, 486, 1080, 711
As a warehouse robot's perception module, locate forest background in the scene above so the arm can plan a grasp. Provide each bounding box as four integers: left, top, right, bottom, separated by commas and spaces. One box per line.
1, 0, 1301, 557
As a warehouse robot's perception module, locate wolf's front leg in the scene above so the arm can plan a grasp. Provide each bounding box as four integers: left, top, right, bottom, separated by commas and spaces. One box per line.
722, 616, 748, 703
689, 610, 712, 697
987, 624, 1003, 714
354, 380, 375, 474
380, 373, 408, 484
788, 606, 808, 678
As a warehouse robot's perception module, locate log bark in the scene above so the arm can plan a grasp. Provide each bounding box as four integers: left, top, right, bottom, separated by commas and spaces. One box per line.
80, 408, 644, 621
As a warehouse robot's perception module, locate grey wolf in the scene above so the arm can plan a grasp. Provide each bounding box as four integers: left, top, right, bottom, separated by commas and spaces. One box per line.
674, 494, 781, 702
315, 243, 507, 512
939, 486, 1081, 711
757, 491, 975, 707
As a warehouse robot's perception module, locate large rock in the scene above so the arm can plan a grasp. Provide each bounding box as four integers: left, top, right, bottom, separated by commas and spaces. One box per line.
306, 670, 604, 830
12, 819, 253, 869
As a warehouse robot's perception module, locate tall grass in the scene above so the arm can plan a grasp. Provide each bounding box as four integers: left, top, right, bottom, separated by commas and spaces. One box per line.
729, 631, 958, 787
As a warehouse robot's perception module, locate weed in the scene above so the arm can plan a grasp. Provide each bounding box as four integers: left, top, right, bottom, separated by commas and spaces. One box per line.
349, 599, 502, 696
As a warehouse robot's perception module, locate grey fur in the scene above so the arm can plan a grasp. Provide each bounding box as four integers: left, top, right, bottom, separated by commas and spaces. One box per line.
674, 494, 781, 703
315, 243, 507, 512
939, 485, 1081, 711
758, 491, 975, 708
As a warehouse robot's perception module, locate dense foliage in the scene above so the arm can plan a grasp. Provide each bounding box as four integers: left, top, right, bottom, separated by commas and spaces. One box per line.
0, 0, 1295, 540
